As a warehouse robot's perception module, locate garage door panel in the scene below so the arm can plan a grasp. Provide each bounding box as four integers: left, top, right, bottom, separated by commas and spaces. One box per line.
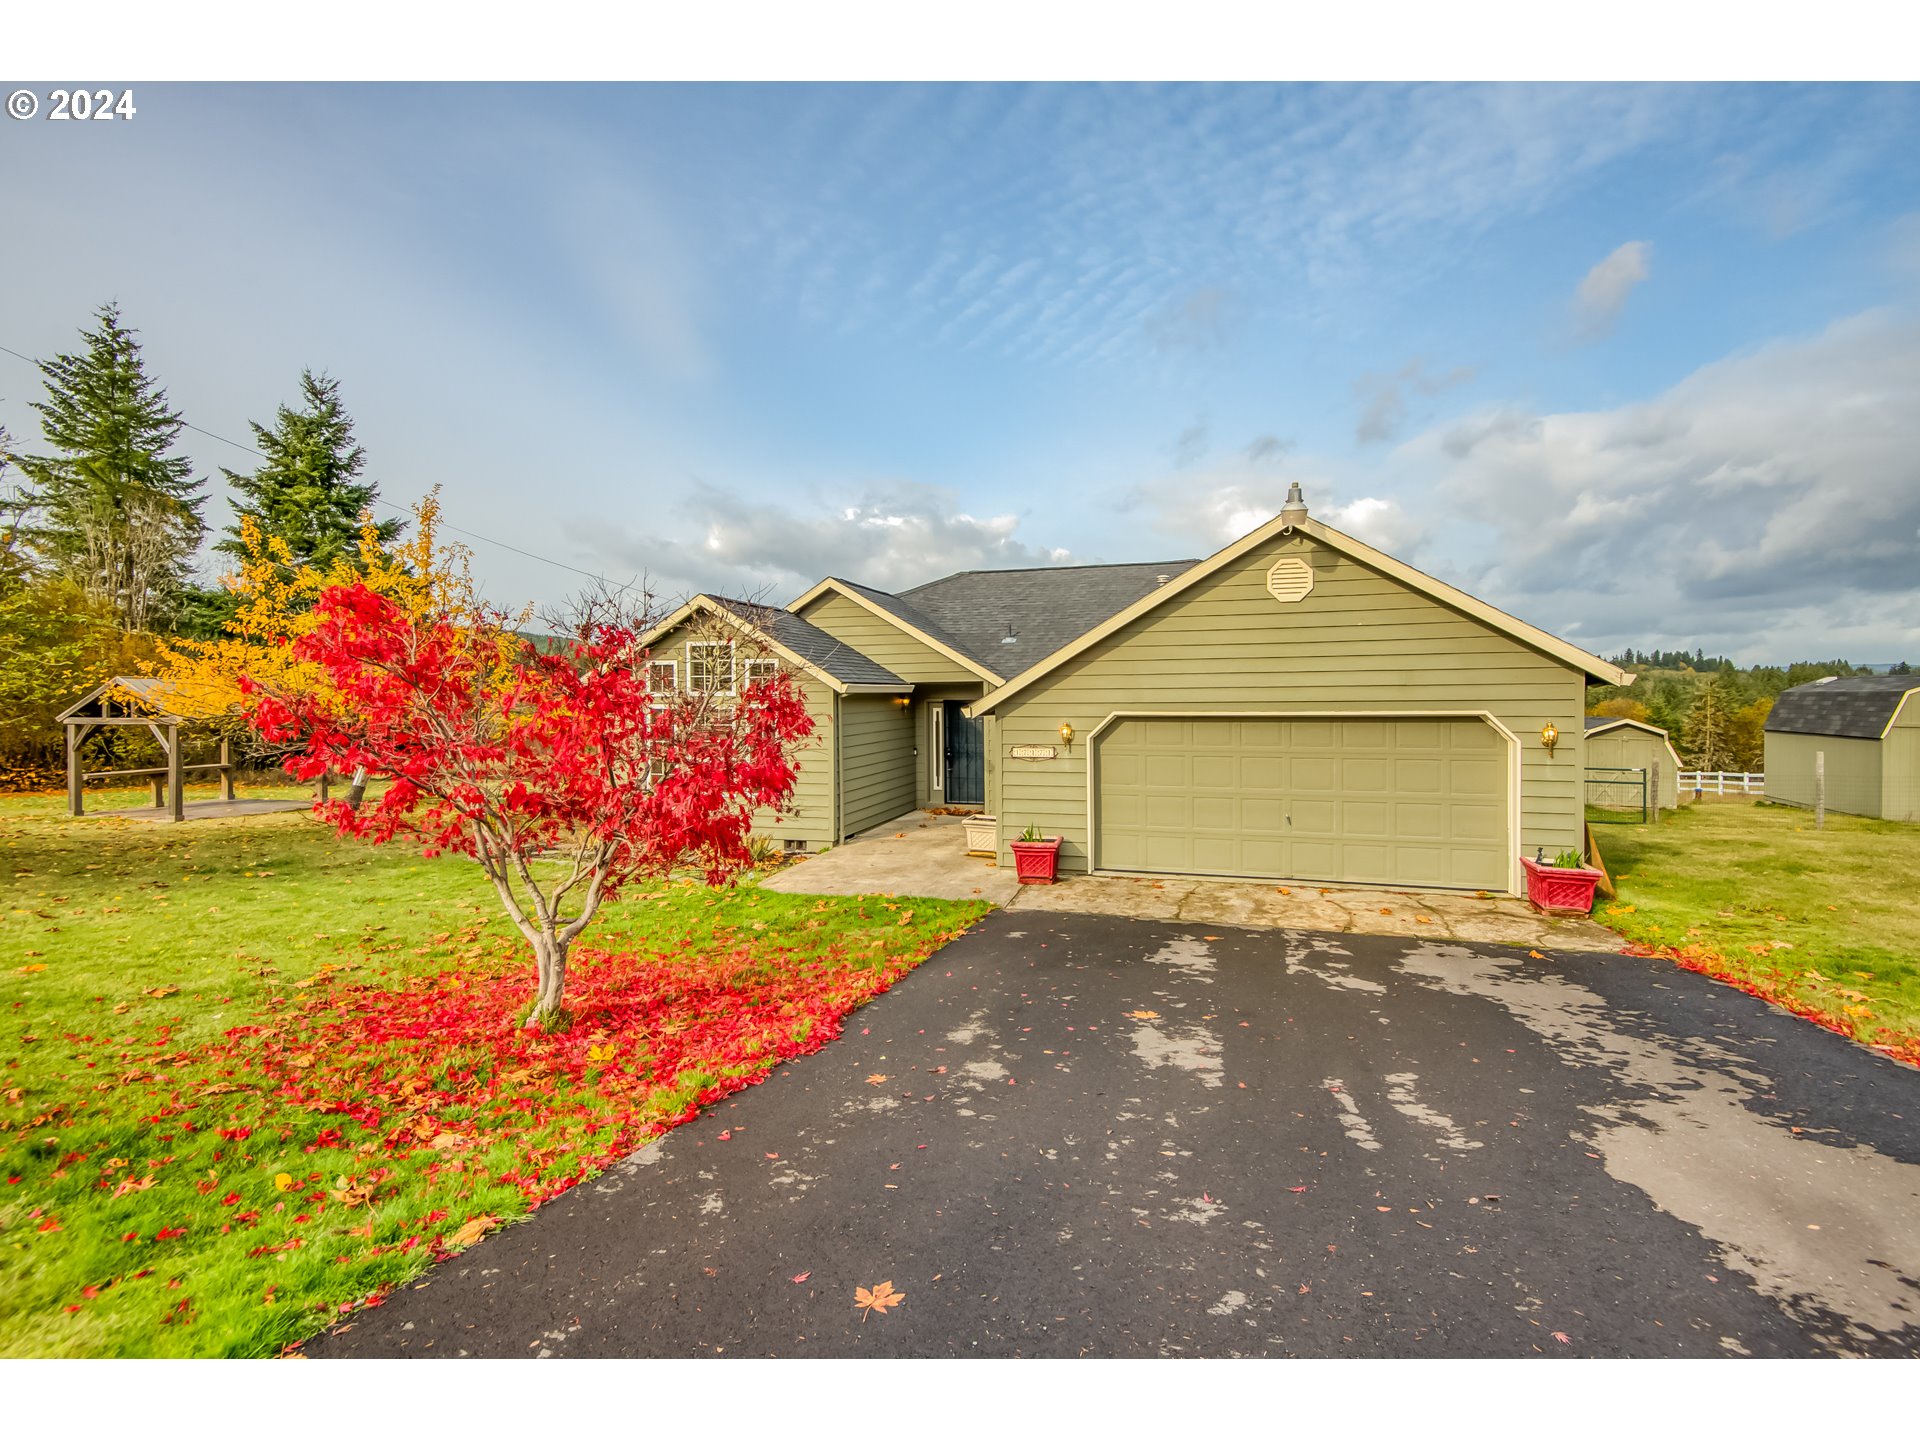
1290, 798, 1339, 837
1243, 795, 1286, 830
1191, 795, 1236, 830
1144, 754, 1189, 786
1291, 756, 1339, 792
1341, 758, 1392, 795
1145, 793, 1191, 828
1341, 800, 1392, 838
1394, 757, 1444, 795
1094, 715, 1509, 890
1341, 720, 1391, 749
1242, 755, 1285, 789
1191, 753, 1236, 788
1394, 801, 1445, 839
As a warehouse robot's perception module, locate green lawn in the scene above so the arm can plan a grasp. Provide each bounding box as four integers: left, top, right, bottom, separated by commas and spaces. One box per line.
1592, 801, 1920, 1063
1, 788, 988, 1357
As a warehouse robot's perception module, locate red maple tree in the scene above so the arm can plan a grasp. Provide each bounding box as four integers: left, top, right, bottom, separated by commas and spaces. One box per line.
243, 582, 814, 1028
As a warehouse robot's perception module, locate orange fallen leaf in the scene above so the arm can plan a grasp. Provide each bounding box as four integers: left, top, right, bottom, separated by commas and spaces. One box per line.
18, 964, 46, 974
448, 1216, 493, 1249
866, 1074, 889, 1086
792, 1271, 810, 1284
1528, 950, 1545, 960
1551, 1331, 1571, 1344
1126, 1010, 1160, 1021
855, 1279, 905, 1320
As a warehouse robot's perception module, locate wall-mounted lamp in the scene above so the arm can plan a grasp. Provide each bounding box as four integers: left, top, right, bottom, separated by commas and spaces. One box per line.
1540, 721, 1559, 757
1058, 722, 1074, 746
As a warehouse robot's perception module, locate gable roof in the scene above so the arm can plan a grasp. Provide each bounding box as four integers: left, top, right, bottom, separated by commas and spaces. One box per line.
967, 510, 1633, 717
900, 560, 1198, 678
636, 595, 910, 694
1764, 674, 1920, 740
788, 577, 1006, 682
1584, 716, 1672, 740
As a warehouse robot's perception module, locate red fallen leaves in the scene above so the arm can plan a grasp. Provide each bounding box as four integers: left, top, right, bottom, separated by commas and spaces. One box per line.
153, 935, 938, 1209
1622, 941, 1920, 1069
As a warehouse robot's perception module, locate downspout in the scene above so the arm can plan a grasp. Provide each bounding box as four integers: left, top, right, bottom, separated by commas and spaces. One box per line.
833, 690, 844, 843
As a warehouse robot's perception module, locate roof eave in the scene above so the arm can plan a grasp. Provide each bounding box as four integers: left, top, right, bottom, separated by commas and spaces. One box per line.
637, 595, 855, 694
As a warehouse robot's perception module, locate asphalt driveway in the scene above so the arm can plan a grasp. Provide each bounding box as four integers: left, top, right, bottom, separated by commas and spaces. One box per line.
311, 909, 1920, 1358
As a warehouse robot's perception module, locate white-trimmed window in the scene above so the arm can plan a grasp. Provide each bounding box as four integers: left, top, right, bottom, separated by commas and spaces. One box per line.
646, 660, 676, 694
686, 641, 735, 694
742, 657, 777, 689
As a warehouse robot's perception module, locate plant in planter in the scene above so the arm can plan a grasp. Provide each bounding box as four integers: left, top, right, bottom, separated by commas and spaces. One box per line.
1008, 823, 1063, 884
1520, 845, 1605, 916
962, 812, 998, 857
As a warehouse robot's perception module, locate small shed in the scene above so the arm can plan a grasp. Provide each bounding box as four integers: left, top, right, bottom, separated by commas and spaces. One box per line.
54, 677, 236, 821
1764, 675, 1920, 822
1584, 716, 1685, 810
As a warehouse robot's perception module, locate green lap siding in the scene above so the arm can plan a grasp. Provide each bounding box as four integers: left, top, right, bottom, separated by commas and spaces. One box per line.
1764, 732, 1883, 818
986, 531, 1590, 893
797, 591, 986, 685
839, 694, 917, 836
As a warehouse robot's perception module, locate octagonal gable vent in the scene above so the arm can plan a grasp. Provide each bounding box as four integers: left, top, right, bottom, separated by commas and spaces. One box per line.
1266, 555, 1314, 604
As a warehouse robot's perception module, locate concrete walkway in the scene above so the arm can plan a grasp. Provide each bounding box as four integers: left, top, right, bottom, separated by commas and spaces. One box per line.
758, 812, 1022, 904
760, 810, 1618, 950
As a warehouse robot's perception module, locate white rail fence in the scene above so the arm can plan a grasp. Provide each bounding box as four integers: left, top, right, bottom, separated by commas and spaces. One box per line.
1677, 770, 1765, 795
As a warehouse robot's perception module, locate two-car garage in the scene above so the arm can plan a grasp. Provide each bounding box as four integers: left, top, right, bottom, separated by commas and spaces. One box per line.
1090, 715, 1512, 892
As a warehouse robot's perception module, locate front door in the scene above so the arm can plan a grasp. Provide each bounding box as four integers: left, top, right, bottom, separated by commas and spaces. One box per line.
943, 701, 985, 806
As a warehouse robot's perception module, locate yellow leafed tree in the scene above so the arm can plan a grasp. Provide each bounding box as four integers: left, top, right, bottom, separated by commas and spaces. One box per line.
149, 489, 487, 723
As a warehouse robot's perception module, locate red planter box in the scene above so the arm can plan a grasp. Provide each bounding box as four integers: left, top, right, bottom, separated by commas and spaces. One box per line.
1521, 856, 1603, 916
1009, 837, 1063, 884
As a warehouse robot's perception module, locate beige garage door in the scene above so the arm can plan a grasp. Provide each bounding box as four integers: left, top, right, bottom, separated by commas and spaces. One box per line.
1093, 716, 1509, 890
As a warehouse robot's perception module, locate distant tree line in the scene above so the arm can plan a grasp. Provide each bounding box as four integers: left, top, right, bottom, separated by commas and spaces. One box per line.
1587, 656, 1909, 773
0, 301, 402, 781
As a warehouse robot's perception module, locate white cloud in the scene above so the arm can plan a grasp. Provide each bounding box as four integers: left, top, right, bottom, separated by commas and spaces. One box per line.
1412, 309, 1920, 659
1573, 241, 1652, 340
570, 478, 1073, 603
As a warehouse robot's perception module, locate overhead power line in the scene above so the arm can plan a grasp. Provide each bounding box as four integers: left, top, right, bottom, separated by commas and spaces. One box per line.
0, 339, 647, 596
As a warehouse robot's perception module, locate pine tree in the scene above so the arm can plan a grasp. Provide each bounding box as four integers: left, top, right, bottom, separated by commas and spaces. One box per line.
1682, 671, 1741, 772
215, 370, 400, 572
14, 303, 206, 631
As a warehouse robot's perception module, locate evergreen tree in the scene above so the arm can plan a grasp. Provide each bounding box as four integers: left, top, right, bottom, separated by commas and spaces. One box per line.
1682, 671, 1742, 772
215, 370, 400, 572
14, 303, 206, 631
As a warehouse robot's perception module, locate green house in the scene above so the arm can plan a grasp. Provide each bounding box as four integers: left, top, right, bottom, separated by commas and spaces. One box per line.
1764, 675, 1920, 822
637, 487, 1632, 895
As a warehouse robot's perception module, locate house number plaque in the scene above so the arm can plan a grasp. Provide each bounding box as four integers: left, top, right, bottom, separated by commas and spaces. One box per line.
1009, 744, 1057, 760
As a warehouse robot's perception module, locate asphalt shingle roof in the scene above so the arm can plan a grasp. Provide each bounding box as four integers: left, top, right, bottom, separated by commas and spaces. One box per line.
1764, 674, 1919, 740
828, 578, 1006, 674
897, 560, 1200, 676
706, 596, 907, 689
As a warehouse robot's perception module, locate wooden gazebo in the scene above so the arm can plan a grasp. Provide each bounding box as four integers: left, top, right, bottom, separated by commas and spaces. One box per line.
55, 677, 236, 822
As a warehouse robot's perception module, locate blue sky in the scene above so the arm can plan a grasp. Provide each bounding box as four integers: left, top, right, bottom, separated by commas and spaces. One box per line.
2, 82, 1917, 661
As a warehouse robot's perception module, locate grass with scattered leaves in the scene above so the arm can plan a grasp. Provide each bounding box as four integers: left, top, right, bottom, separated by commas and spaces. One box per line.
1, 788, 987, 1357
1593, 800, 1920, 1064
